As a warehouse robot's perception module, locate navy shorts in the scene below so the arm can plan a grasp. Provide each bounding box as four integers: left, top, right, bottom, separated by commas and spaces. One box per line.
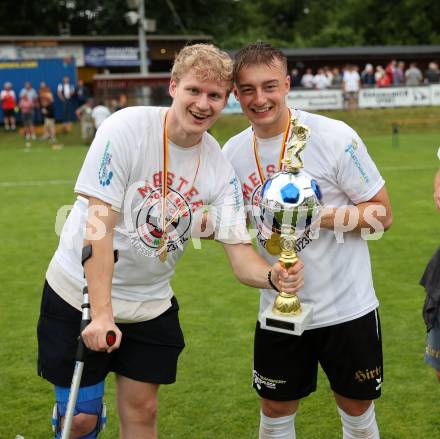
253, 309, 383, 401
37, 281, 185, 387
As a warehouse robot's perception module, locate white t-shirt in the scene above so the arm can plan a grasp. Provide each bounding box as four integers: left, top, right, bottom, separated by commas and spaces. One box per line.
437, 146, 440, 160
223, 109, 385, 329
92, 105, 111, 128
313, 73, 330, 89
50, 106, 249, 321
342, 70, 361, 92
301, 73, 314, 88
57, 82, 74, 99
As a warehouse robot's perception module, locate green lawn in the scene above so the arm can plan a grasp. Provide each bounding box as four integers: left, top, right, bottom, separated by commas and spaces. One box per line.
1, 109, 439, 438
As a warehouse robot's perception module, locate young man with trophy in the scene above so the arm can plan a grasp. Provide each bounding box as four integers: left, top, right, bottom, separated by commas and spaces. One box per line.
37, 44, 304, 439
223, 42, 393, 439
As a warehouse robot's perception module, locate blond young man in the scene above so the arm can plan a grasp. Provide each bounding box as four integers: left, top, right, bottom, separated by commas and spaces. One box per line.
223, 42, 392, 439
37, 44, 303, 439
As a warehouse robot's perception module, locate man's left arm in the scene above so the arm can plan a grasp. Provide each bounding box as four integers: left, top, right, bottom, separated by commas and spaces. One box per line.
318, 185, 392, 233
222, 243, 304, 294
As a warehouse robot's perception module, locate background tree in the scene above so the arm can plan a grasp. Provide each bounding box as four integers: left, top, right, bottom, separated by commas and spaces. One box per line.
0, 0, 439, 49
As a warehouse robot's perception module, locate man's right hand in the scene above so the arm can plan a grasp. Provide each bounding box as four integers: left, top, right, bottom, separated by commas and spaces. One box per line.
81, 316, 122, 353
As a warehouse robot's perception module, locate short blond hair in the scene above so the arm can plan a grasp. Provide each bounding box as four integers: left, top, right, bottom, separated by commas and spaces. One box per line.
171, 44, 233, 87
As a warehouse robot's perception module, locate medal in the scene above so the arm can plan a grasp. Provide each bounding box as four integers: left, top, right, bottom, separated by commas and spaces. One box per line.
158, 235, 168, 263
158, 111, 201, 263
265, 233, 282, 255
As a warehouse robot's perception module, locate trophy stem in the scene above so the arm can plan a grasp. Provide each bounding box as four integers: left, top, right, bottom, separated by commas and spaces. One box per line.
272, 233, 302, 316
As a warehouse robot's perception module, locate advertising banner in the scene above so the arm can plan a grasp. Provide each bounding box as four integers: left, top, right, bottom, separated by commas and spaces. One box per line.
17, 45, 84, 66
358, 86, 431, 108
84, 46, 147, 67
430, 84, 440, 106
287, 89, 344, 110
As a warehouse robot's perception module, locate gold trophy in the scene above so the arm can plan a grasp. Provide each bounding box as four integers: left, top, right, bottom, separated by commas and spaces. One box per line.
259, 116, 322, 335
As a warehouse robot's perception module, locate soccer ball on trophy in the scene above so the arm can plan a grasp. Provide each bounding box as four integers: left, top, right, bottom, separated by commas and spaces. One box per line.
260, 170, 322, 237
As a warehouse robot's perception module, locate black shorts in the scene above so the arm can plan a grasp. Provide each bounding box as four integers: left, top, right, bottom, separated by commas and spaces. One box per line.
3, 108, 15, 117
37, 281, 185, 388
253, 309, 382, 401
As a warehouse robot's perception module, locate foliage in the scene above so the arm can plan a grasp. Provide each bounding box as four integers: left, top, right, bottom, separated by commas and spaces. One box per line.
0, 0, 440, 48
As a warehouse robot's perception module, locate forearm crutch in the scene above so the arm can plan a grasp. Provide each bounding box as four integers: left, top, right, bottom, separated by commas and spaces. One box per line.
61, 245, 118, 439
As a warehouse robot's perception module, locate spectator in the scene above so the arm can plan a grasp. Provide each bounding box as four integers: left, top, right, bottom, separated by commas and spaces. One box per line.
342, 64, 361, 111
76, 97, 95, 145
301, 68, 314, 88
18, 94, 36, 140
19, 81, 37, 138
375, 66, 390, 87
313, 67, 330, 89
393, 61, 405, 85
110, 93, 129, 113
57, 75, 75, 133
110, 98, 119, 113
92, 101, 111, 129
405, 62, 423, 86
19, 81, 38, 103
385, 59, 396, 84
290, 68, 302, 88
75, 79, 89, 107
39, 82, 56, 142
119, 93, 128, 109
1, 82, 17, 131
330, 67, 342, 87
425, 62, 440, 84
361, 63, 375, 87
323, 65, 334, 84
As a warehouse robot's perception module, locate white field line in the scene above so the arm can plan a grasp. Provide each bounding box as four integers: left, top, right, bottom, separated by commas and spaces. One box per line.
0, 165, 437, 188
0, 179, 74, 188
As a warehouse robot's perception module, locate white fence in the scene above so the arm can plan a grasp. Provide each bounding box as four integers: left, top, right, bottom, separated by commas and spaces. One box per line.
223, 84, 440, 113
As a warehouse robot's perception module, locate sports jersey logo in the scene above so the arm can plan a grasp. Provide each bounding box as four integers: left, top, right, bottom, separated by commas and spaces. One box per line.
345, 139, 370, 184
98, 141, 113, 187
253, 370, 286, 390
133, 187, 192, 258
354, 366, 382, 385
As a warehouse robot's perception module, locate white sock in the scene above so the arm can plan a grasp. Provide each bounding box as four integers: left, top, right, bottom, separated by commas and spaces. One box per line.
337, 403, 380, 439
259, 411, 296, 439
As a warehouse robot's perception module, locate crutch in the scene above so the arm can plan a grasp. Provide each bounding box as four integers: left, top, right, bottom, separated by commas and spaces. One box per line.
60, 245, 118, 439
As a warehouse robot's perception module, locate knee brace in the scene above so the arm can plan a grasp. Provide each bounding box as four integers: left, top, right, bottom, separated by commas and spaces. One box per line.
52, 381, 106, 439
337, 403, 380, 439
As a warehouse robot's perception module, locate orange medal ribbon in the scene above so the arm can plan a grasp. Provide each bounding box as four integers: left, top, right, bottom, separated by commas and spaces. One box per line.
252, 109, 291, 185
253, 109, 291, 256
158, 111, 201, 262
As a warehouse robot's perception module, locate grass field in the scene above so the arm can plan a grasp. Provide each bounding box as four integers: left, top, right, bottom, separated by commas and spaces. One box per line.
1, 107, 440, 438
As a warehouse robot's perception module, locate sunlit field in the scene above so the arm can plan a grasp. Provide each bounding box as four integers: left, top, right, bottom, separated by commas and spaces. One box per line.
1, 107, 440, 438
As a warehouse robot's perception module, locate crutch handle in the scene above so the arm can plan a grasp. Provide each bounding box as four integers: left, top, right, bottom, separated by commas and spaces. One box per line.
106, 330, 117, 347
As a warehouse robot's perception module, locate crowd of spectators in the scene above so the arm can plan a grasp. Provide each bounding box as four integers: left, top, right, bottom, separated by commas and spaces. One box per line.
290, 60, 440, 90
0, 77, 126, 144
289, 60, 439, 110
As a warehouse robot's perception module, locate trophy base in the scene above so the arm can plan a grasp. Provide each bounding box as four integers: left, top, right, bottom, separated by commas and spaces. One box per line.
260, 303, 313, 336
